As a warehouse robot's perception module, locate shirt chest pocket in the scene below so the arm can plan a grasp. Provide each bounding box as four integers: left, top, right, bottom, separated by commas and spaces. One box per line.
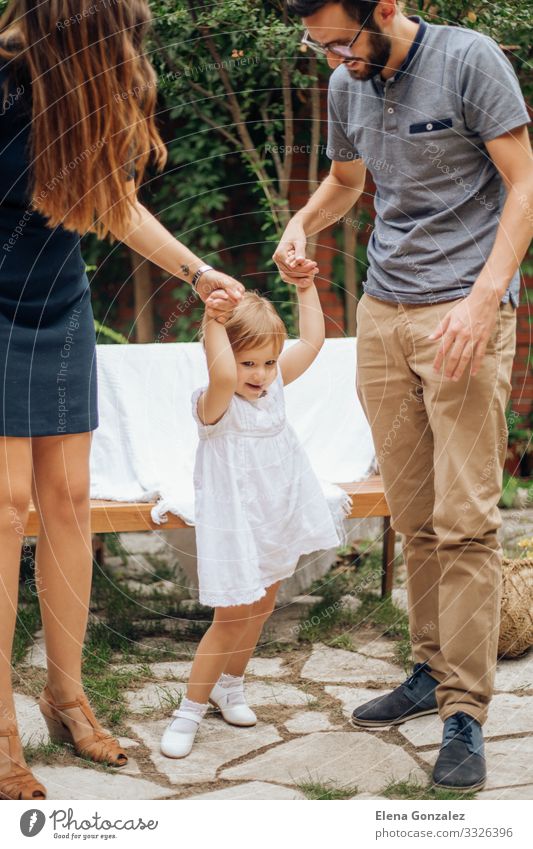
409, 117, 453, 134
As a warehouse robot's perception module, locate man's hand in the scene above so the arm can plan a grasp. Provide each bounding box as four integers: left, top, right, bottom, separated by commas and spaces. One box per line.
428, 291, 500, 380
272, 225, 318, 288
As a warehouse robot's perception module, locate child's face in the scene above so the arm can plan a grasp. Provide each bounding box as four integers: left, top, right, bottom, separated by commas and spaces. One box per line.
234, 341, 279, 400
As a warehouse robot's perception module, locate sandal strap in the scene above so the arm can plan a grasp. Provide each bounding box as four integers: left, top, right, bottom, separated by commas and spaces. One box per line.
52, 699, 82, 709
47, 691, 100, 729
76, 734, 127, 761
0, 725, 18, 738
0, 767, 46, 798
40, 687, 127, 765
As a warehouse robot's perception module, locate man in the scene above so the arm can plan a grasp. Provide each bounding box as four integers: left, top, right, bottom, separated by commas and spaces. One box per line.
274, 0, 533, 791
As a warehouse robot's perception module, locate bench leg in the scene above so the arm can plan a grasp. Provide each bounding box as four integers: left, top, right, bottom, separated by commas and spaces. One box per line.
381, 516, 396, 598
92, 534, 105, 570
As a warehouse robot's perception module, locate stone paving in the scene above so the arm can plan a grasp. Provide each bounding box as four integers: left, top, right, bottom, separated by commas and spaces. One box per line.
15, 518, 533, 801
18, 636, 533, 801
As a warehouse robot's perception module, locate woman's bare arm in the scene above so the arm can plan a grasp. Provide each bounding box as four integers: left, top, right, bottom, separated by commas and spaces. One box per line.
108, 182, 244, 318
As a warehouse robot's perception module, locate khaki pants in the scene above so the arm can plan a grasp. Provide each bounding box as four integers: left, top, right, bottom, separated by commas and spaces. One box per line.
356, 292, 517, 725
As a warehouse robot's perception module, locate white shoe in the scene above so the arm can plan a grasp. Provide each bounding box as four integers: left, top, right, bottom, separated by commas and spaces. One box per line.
209, 679, 257, 727
160, 706, 203, 758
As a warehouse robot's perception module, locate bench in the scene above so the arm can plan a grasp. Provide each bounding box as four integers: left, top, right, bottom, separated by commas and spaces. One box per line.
24, 475, 396, 598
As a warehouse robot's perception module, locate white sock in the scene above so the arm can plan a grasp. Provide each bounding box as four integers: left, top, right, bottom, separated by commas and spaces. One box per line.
218, 672, 244, 689
217, 673, 247, 706
169, 697, 208, 734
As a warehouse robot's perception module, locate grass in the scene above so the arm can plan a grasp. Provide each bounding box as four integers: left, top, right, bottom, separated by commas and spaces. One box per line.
297, 541, 412, 670
24, 740, 67, 766
383, 780, 477, 801
296, 778, 358, 800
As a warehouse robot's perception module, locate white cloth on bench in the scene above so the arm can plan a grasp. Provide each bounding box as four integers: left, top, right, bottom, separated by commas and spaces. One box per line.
89, 337, 375, 530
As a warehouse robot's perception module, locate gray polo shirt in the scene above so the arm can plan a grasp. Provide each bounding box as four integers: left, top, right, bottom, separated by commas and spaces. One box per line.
326, 16, 530, 306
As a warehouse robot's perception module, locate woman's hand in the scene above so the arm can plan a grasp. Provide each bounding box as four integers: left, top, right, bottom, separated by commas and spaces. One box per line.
204, 290, 235, 324
195, 269, 244, 325
195, 269, 244, 304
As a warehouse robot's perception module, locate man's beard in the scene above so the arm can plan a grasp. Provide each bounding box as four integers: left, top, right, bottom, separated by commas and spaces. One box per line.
345, 26, 392, 81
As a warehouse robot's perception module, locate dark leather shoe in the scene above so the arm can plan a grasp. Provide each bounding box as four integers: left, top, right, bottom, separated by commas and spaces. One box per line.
432, 712, 486, 792
351, 661, 438, 727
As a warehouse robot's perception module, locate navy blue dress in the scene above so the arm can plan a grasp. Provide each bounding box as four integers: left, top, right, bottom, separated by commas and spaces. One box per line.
0, 57, 98, 436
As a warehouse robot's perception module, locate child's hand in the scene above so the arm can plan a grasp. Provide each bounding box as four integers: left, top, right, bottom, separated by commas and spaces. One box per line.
205, 289, 234, 324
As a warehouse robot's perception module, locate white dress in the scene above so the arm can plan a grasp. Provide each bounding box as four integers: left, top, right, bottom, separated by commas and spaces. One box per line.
191, 368, 342, 607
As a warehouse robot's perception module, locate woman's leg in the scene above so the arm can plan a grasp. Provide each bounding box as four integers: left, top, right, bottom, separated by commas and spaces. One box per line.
223, 581, 280, 677
185, 602, 254, 704
30, 432, 96, 746
0, 437, 34, 771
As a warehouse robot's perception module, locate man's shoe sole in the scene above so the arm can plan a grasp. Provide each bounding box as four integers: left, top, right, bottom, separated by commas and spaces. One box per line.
350, 706, 439, 728
432, 778, 486, 793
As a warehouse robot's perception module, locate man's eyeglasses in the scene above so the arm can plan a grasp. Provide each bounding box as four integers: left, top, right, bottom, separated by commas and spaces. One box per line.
300, 8, 375, 59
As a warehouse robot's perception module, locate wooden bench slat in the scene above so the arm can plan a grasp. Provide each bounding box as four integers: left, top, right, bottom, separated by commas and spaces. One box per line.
24, 475, 390, 534
24, 475, 396, 598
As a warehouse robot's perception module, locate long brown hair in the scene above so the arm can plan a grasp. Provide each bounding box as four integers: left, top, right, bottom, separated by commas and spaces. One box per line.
0, 0, 167, 239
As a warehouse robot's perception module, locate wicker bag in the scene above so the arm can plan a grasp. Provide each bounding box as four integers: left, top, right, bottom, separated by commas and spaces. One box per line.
498, 557, 533, 658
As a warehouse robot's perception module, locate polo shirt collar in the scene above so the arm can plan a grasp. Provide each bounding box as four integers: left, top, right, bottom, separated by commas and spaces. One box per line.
371, 15, 427, 90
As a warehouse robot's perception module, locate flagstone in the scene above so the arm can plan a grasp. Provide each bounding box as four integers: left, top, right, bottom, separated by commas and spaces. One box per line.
494, 653, 533, 693
477, 784, 533, 800
149, 661, 192, 680
14, 693, 49, 746
188, 781, 306, 800
240, 680, 312, 708
33, 765, 175, 800
392, 588, 408, 613
301, 644, 403, 685
125, 682, 185, 713
418, 736, 533, 790
356, 638, 398, 661
398, 695, 533, 747
285, 711, 342, 733
123, 656, 291, 684
220, 731, 427, 793
128, 717, 281, 784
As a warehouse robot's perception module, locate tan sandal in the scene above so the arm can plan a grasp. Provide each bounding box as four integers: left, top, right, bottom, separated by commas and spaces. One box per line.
39, 686, 128, 768
0, 725, 47, 800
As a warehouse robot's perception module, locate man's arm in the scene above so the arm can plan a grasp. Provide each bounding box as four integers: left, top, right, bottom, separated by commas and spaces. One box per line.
273, 158, 367, 286
430, 125, 533, 381
471, 125, 533, 302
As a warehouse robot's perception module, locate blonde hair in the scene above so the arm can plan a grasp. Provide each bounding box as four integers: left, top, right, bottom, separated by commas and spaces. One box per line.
201, 291, 287, 355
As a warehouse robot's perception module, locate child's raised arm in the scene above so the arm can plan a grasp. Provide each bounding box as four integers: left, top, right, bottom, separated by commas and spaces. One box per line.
278, 283, 325, 386
197, 313, 237, 426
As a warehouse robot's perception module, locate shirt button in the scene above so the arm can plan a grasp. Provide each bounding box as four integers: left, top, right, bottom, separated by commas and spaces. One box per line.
387, 107, 394, 114
426, 122, 433, 130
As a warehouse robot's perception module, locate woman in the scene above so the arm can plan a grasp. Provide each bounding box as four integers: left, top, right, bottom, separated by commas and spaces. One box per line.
0, 0, 243, 800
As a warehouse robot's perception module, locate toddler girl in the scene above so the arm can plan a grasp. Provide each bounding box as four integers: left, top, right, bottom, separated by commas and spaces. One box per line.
160, 281, 344, 758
